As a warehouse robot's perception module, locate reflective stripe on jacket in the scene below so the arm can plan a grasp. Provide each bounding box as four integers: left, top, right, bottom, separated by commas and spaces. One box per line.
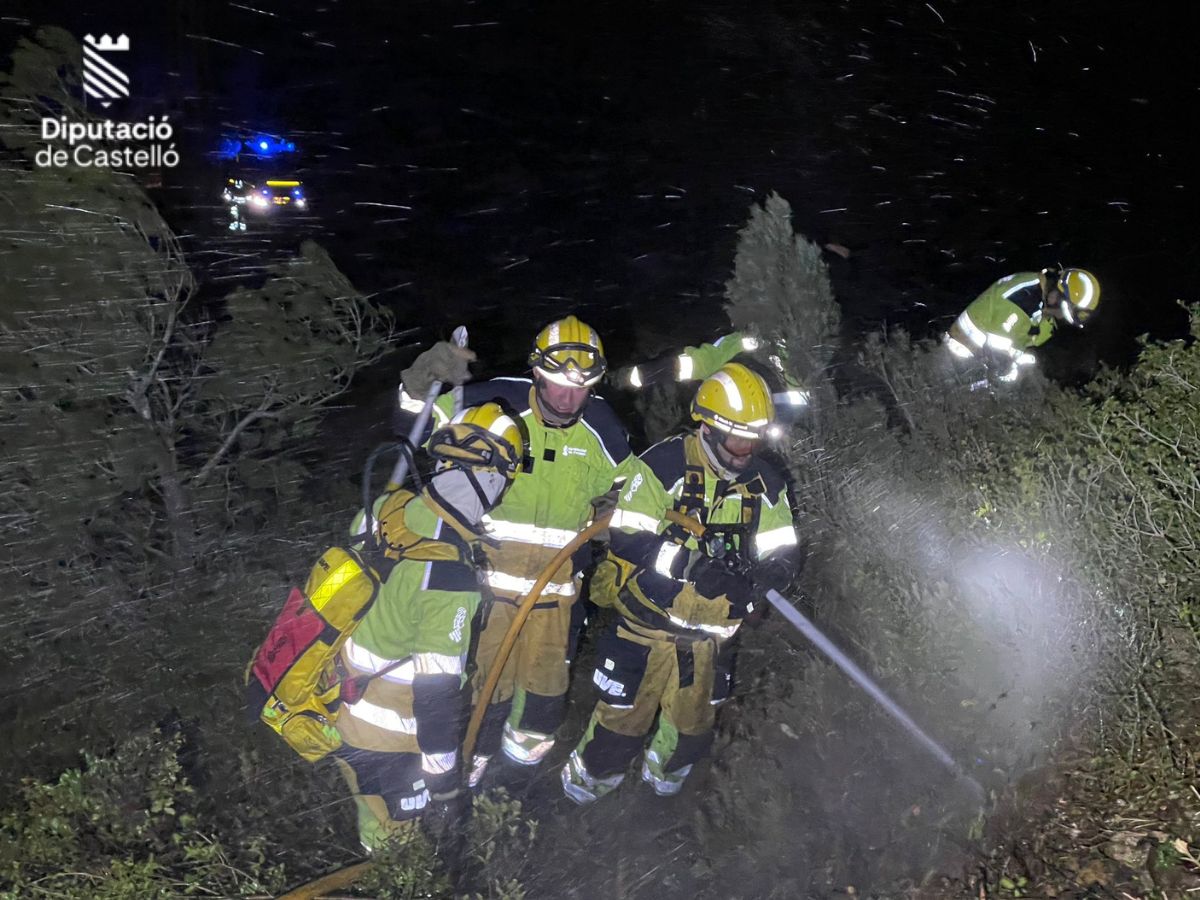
435, 378, 635, 602
607, 432, 797, 638
338, 493, 481, 756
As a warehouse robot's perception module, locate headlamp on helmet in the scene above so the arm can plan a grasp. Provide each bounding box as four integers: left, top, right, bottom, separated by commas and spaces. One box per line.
528, 315, 607, 387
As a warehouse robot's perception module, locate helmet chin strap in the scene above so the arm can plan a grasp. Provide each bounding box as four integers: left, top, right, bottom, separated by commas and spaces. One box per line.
700, 425, 741, 480
534, 380, 588, 428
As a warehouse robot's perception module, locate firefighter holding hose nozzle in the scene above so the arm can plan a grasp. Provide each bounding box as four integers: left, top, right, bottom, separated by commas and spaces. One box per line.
562, 363, 804, 803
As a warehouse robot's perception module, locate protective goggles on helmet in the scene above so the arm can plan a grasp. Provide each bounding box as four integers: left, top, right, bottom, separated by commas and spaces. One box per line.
529, 342, 607, 387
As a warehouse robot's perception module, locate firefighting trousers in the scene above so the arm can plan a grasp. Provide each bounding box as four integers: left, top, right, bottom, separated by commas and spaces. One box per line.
333, 747, 428, 849
575, 620, 735, 780
333, 658, 462, 846
472, 594, 577, 758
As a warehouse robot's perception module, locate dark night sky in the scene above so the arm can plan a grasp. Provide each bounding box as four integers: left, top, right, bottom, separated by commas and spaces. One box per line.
3, 0, 1196, 374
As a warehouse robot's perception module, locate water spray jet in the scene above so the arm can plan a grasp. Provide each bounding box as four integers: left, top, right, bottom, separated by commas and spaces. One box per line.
661, 510, 985, 800
764, 588, 986, 801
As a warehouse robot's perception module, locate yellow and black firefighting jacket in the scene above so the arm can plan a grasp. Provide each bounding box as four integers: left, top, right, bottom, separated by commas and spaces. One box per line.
602, 432, 798, 640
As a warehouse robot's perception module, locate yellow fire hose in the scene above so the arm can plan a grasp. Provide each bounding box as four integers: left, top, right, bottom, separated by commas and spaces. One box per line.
663, 509, 706, 538
277, 861, 373, 900
280, 510, 677, 899
460, 510, 705, 760
460, 513, 613, 762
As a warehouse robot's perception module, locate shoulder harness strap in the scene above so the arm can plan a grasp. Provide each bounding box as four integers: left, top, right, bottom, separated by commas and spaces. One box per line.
374, 489, 473, 565
661, 436, 710, 544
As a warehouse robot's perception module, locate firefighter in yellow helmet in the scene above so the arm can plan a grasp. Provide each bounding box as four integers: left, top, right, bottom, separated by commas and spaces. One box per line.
396, 315, 636, 788
562, 363, 802, 803
945, 267, 1101, 385
334, 404, 523, 850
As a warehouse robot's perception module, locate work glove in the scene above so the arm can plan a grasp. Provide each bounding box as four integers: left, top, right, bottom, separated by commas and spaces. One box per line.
401, 341, 476, 398
753, 555, 799, 597
689, 554, 755, 614
590, 486, 620, 522
572, 540, 605, 578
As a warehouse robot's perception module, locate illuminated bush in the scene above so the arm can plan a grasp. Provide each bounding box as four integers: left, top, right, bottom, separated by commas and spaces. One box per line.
0, 731, 287, 898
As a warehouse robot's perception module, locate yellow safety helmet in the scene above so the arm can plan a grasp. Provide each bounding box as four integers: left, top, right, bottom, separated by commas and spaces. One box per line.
428, 403, 524, 479
690, 363, 775, 439
1054, 267, 1101, 325
528, 315, 607, 387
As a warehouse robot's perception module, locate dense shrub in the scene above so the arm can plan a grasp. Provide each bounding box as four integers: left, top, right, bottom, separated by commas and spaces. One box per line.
0, 731, 287, 898
700, 192, 1199, 894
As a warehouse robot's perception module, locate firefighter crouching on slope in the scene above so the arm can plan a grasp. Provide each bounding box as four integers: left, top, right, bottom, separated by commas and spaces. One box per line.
562, 363, 803, 803
396, 316, 635, 787
334, 404, 524, 850
944, 267, 1101, 384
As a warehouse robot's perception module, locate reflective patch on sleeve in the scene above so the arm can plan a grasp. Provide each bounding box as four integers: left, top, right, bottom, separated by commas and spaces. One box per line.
666, 613, 739, 638
945, 335, 973, 359
984, 332, 1015, 353
399, 388, 427, 414
486, 570, 576, 597
654, 542, 683, 578
421, 751, 457, 774
345, 636, 415, 683
676, 353, 695, 381
956, 310, 988, 348
755, 525, 798, 557
414, 651, 464, 676
344, 697, 418, 733
610, 508, 659, 533
775, 389, 809, 407
481, 517, 578, 548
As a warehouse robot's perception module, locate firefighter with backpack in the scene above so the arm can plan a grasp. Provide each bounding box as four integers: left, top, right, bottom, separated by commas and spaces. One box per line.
247, 403, 524, 853
332, 403, 524, 849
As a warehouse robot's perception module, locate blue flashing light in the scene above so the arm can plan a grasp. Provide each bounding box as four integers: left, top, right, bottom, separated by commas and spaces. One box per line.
246, 134, 298, 158
217, 132, 299, 161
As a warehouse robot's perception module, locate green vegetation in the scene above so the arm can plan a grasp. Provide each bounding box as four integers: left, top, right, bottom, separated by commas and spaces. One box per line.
2, 26, 1197, 900
705, 193, 1200, 896
0, 732, 287, 899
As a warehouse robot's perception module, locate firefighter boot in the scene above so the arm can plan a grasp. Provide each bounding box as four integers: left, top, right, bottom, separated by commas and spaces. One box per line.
561, 750, 624, 805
